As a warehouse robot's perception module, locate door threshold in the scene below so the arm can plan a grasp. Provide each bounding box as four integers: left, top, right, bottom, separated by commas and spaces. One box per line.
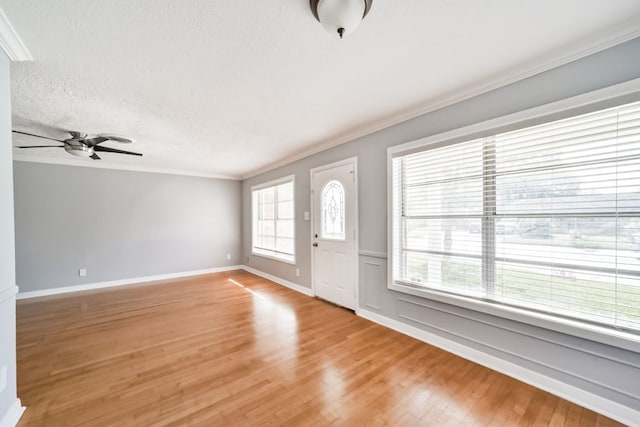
314, 296, 355, 313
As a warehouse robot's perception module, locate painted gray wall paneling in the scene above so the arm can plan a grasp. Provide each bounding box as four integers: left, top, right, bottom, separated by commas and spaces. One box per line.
359, 255, 389, 313
13, 162, 242, 292
242, 37, 640, 417
0, 50, 19, 425
395, 296, 640, 408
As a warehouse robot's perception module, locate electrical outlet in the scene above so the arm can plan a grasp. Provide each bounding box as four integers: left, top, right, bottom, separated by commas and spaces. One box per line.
304, 211, 310, 221
246, 256, 250, 263
226, 253, 231, 260
296, 268, 300, 277
0, 365, 7, 393
79, 268, 87, 277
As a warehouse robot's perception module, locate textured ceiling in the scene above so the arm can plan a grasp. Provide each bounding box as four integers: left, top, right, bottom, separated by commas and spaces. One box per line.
3, 0, 640, 179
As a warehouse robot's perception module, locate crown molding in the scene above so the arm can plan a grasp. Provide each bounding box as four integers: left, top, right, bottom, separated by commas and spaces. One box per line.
241, 27, 640, 180
12, 155, 241, 181
0, 7, 32, 61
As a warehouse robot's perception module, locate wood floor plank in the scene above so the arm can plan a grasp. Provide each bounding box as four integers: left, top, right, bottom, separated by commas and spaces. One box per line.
16, 270, 624, 426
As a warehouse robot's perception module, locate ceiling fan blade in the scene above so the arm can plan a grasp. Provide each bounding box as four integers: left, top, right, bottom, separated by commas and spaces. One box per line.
97, 134, 133, 144
94, 146, 142, 156
12, 130, 65, 143
83, 136, 109, 147
90, 153, 101, 160
16, 145, 65, 148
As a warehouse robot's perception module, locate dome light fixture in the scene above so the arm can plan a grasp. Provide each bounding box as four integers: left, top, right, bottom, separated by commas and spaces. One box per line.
310, 0, 373, 39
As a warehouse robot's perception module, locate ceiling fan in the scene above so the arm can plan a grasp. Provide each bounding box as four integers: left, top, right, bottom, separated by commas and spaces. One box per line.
12, 130, 142, 160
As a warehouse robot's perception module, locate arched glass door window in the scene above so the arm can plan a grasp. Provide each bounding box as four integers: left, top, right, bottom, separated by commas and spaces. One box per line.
321, 180, 345, 240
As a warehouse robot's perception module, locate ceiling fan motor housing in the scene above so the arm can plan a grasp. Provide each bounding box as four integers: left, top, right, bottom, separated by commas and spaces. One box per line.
64, 145, 94, 157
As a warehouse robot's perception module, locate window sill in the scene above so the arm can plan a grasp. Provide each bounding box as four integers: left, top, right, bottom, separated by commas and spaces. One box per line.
251, 250, 296, 265
389, 281, 640, 354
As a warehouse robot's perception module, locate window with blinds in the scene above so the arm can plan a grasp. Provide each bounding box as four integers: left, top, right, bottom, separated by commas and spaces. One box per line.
252, 176, 295, 263
390, 100, 640, 334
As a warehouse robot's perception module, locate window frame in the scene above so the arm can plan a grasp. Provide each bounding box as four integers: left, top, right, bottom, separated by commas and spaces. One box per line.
387, 78, 640, 353
251, 174, 296, 264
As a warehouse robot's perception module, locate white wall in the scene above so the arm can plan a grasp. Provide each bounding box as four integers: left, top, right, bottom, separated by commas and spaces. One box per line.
0, 50, 22, 427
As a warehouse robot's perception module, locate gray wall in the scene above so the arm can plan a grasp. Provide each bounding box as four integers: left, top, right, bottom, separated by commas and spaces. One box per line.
0, 51, 20, 424
242, 37, 640, 418
14, 162, 242, 292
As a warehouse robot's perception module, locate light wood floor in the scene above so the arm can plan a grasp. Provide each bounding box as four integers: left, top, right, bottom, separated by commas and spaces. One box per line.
16, 270, 622, 426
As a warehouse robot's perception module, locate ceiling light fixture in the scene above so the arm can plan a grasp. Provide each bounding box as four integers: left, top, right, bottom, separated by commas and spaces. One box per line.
310, 0, 373, 39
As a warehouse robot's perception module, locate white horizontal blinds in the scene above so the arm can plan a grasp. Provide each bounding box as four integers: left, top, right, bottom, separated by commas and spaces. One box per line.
397, 139, 485, 297
493, 101, 640, 330
275, 182, 294, 256
254, 180, 295, 261
391, 157, 404, 290
394, 99, 640, 332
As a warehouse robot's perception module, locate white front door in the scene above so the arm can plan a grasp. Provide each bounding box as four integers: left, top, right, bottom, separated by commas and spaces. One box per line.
311, 158, 357, 310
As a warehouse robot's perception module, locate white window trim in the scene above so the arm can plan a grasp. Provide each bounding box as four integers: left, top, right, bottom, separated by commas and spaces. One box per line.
387, 77, 640, 354
251, 174, 296, 265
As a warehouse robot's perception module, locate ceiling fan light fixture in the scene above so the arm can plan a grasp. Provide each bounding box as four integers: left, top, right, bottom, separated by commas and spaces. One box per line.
310, 0, 373, 39
64, 145, 94, 157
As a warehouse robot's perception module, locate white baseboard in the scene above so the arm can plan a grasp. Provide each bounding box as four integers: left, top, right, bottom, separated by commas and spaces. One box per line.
356, 308, 640, 427
235, 267, 639, 425
14, 263, 637, 425
16, 265, 244, 300
240, 265, 313, 297
0, 399, 25, 427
